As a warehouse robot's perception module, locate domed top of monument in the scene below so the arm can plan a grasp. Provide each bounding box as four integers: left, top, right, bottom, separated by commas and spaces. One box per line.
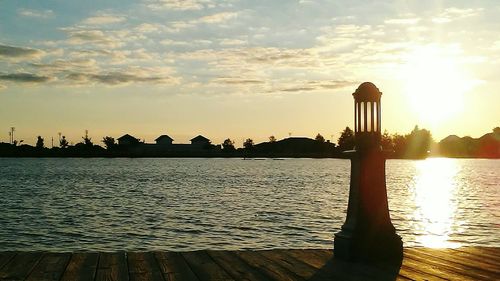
352, 82, 382, 102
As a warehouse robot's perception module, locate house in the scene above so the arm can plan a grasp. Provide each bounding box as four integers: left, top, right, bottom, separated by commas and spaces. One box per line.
155, 135, 173, 145
190, 135, 210, 147
117, 134, 140, 146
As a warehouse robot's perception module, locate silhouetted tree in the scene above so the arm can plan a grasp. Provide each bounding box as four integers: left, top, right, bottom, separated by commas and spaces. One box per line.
315, 133, 325, 143
269, 135, 276, 143
243, 138, 254, 150
392, 133, 407, 157
222, 138, 235, 151
405, 125, 432, 158
381, 130, 393, 151
102, 136, 116, 150
493, 127, 500, 136
82, 133, 93, 147
338, 127, 355, 151
476, 127, 500, 158
60, 136, 69, 148
36, 136, 44, 149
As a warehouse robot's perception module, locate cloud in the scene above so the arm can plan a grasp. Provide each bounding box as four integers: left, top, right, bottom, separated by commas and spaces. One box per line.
177, 47, 316, 69
82, 14, 126, 25
197, 12, 238, 24
299, 0, 315, 5
0, 73, 52, 83
160, 12, 238, 33
68, 49, 115, 58
272, 80, 358, 93
0, 44, 45, 59
67, 73, 174, 85
384, 17, 420, 25
278, 86, 316, 92
316, 80, 359, 90
432, 7, 483, 23
213, 77, 264, 85
65, 67, 179, 85
64, 48, 160, 65
63, 29, 124, 48
145, 0, 209, 11
145, 0, 235, 11
18, 9, 54, 19
166, 21, 197, 32
135, 23, 163, 33
219, 39, 246, 46
160, 39, 189, 46
30, 59, 98, 72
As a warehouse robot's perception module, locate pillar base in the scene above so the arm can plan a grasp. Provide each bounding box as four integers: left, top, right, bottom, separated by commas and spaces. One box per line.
334, 229, 403, 262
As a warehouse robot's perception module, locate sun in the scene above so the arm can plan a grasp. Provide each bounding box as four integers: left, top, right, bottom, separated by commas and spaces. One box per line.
399, 45, 477, 126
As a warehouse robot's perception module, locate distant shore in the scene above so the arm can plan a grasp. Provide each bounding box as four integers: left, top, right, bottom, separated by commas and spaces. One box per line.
0, 150, 497, 159
1, 126, 499, 159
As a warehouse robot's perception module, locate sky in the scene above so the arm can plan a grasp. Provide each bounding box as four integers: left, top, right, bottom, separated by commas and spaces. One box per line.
0, 0, 499, 146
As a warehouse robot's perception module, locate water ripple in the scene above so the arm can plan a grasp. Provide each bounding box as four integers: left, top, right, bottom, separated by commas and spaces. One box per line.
0, 158, 498, 251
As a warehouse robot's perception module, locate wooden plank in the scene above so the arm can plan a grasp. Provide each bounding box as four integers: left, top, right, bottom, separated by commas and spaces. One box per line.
402, 251, 469, 280
388, 250, 447, 281
406, 248, 500, 280
154, 251, 199, 281
327, 251, 400, 281
207, 250, 271, 281
259, 250, 319, 280
408, 248, 500, 274
0, 252, 42, 280
484, 247, 500, 252
128, 252, 164, 281
289, 249, 402, 281
447, 248, 500, 269
270, 250, 376, 281
60, 252, 99, 281
26, 252, 71, 281
478, 247, 500, 258
235, 251, 302, 281
397, 263, 444, 281
286, 250, 326, 268
456, 247, 500, 261
287, 249, 369, 281
0, 252, 16, 270
0, 248, 498, 281
286, 249, 330, 269
95, 252, 129, 281
182, 251, 234, 281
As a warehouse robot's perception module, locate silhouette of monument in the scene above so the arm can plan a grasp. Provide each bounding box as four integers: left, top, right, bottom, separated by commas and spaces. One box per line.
334, 82, 403, 261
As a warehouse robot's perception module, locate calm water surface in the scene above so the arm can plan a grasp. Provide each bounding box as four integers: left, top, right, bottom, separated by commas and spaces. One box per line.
0, 158, 498, 251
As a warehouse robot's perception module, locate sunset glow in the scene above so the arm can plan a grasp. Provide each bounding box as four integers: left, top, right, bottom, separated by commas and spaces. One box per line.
401, 45, 476, 125
0, 1, 498, 144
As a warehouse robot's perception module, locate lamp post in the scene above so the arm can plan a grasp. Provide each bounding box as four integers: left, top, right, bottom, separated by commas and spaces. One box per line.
334, 82, 402, 261
10, 127, 15, 144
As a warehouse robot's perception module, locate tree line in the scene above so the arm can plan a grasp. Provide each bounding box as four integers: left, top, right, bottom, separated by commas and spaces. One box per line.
1, 126, 499, 158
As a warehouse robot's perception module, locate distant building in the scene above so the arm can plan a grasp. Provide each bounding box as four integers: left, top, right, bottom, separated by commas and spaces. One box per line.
155, 135, 173, 145
190, 135, 210, 147
117, 134, 140, 146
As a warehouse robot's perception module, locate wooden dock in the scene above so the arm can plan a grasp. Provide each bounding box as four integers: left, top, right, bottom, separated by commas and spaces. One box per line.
1, 247, 499, 280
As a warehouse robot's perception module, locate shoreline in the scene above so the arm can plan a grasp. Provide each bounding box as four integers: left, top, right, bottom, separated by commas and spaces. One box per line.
0, 155, 498, 159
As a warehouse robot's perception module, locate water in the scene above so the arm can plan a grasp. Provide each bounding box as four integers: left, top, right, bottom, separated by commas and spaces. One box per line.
0, 158, 498, 251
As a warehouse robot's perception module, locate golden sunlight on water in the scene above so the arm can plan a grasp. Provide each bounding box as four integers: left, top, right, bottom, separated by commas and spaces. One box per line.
412, 158, 461, 248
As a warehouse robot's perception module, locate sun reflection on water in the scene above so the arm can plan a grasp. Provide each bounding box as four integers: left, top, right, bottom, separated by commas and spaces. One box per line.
412, 158, 461, 248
